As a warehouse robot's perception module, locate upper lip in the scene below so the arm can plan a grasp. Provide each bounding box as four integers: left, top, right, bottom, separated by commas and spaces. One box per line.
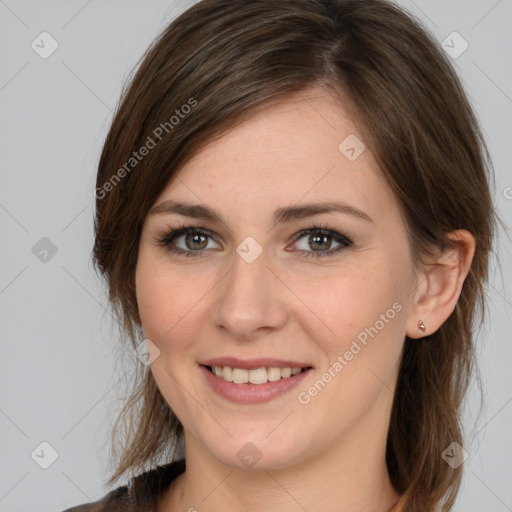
200, 357, 312, 370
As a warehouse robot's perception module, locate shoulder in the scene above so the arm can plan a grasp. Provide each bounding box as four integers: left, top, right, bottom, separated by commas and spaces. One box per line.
60, 484, 131, 512
61, 500, 105, 512
61, 459, 186, 512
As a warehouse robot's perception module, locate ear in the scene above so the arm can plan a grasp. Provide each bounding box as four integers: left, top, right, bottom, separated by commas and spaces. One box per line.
405, 229, 476, 339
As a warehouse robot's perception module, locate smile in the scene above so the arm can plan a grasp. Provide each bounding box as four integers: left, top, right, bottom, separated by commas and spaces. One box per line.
208, 365, 305, 384
200, 364, 313, 404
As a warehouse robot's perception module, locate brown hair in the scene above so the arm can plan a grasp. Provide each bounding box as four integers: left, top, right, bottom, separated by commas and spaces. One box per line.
92, 0, 502, 509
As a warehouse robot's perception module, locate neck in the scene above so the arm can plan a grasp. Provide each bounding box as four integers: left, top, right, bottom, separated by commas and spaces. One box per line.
160, 414, 401, 512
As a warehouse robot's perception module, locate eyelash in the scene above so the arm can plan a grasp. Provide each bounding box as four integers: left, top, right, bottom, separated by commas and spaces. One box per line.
155, 222, 353, 259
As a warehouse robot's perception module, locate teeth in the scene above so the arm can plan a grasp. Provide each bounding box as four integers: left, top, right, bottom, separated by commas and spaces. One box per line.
248, 367, 267, 384
222, 366, 233, 382
267, 367, 282, 381
232, 368, 248, 384
210, 366, 305, 384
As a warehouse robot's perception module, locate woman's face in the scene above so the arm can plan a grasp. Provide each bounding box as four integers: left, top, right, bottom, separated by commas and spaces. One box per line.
136, 86, 421, 471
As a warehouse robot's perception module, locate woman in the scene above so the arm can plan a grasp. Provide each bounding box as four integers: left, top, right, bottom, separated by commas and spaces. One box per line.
65, 0, 499, 510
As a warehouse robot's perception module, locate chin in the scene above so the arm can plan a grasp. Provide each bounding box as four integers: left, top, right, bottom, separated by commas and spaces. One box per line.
202, 430, 310, 472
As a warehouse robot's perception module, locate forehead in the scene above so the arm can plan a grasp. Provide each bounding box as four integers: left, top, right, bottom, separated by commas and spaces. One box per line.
158, 87, 399, 226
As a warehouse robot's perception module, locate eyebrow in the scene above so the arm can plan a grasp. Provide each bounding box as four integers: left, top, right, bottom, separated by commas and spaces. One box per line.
148, 200, 373, 225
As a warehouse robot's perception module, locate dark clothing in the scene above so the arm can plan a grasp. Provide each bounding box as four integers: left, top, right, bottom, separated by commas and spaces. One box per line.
62, 459, 185, 512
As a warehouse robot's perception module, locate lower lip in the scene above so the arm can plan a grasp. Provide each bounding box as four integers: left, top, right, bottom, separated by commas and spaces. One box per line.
200, 365, 312, 404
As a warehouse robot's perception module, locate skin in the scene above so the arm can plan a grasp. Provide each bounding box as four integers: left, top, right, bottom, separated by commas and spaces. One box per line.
135, 86, 475, 512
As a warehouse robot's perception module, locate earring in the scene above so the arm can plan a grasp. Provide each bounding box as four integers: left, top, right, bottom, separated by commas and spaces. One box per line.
417, 319, 426, 334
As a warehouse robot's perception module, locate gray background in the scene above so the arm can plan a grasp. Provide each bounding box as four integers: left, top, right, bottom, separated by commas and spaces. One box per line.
0, 1, 510, 511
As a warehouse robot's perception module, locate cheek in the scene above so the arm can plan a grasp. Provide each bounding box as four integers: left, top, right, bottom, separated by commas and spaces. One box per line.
288, 263, 406, 405
135, 253, 213, 349
135, 263, 172, 340
287, 263, 401, 344
290, 273, 405, 425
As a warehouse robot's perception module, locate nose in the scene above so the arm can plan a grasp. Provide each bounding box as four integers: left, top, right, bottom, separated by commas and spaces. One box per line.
212, 246, 288, 341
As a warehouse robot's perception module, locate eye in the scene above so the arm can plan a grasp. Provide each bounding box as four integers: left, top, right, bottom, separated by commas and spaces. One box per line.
157, 225, 220, 257
156, 223, 353, 259
288, 225, 353, 259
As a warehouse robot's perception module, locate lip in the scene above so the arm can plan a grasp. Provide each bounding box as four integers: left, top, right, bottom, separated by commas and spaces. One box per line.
200, 364, 313, 404
200, 357, 312, 370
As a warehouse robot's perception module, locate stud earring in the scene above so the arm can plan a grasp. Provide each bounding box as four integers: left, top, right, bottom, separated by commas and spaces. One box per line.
417, 319, 426, 334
